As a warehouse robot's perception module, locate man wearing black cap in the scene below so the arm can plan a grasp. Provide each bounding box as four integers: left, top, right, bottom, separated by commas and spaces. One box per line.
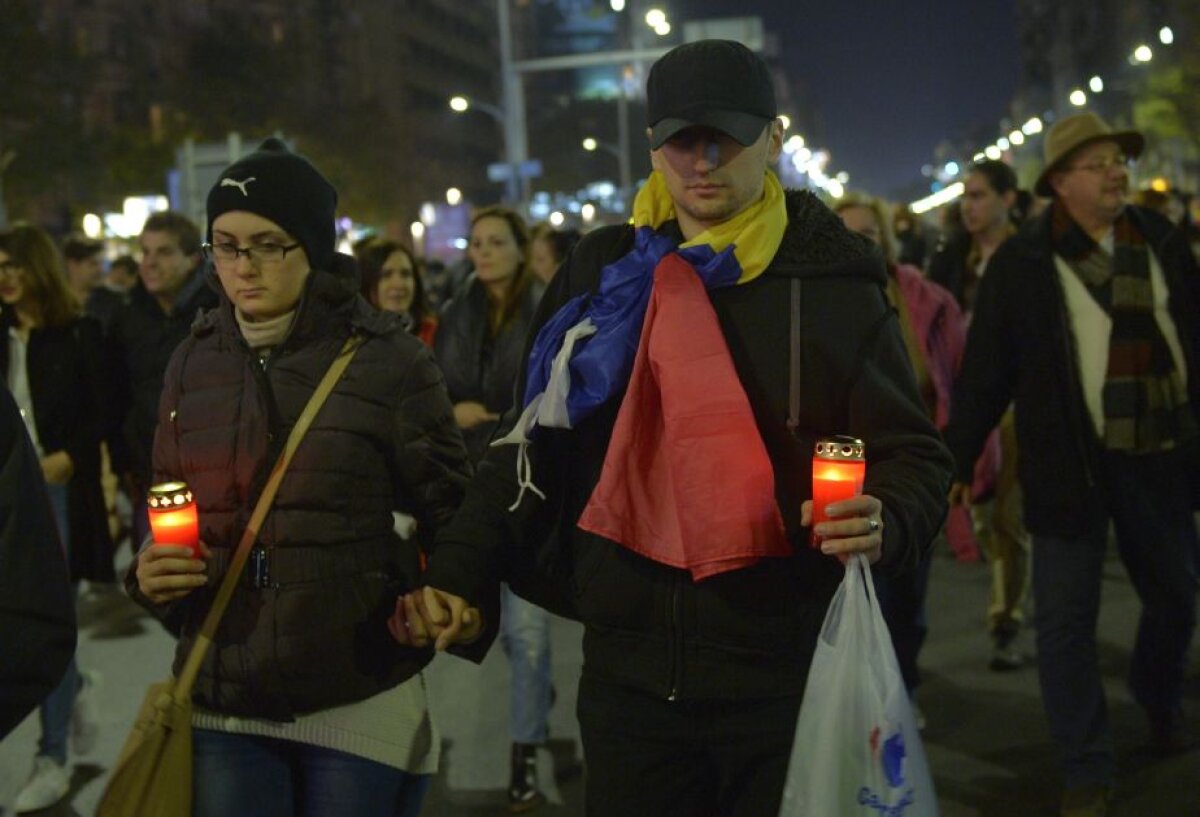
945, 111, 1200, 816
404, 40, 952, 814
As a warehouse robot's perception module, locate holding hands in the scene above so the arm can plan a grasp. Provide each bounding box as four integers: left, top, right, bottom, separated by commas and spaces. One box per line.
389, 587, 483, 651
803, 493, 885, 564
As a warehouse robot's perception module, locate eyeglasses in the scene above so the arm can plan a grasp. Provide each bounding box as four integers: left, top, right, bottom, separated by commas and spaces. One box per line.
1067, 154, 1133, 174
202, 241, 301, 266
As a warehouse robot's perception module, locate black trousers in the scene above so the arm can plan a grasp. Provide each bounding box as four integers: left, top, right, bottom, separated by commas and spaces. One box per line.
577, 673, 803, 817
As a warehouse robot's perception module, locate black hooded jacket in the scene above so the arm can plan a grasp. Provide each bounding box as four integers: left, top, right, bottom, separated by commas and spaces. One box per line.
425, 191, 953, 701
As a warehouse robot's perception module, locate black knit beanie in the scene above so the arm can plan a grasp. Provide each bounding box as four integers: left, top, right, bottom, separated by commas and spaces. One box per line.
206, 138, 338, 272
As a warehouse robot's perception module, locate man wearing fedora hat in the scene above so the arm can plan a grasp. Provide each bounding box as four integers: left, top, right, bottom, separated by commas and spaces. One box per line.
945, 110, 1200, 815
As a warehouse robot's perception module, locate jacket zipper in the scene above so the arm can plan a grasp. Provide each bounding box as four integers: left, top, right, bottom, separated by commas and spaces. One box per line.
666, 572, 683, 701
247, 348, 285, 590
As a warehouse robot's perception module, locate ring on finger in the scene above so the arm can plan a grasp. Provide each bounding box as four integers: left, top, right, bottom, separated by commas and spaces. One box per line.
867, 518, 880, 533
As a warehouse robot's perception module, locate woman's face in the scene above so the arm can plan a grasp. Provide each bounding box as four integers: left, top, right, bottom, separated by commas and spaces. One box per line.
529, 236, 560, 284
374, 250, 416, 314
211, 211, 311, 322
468, 216, 523, 287
0, 249, 29, 310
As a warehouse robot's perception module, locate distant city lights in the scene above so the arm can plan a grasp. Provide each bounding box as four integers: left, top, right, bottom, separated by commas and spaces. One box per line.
911, 182, 964, 215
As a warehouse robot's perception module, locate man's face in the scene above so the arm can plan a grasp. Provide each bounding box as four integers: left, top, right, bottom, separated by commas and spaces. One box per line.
66, 253, 103, 292
1051, 139, 1130, 228
961, 171, 1013, 237
649, 120, 783, 235
139, 230, 197, 299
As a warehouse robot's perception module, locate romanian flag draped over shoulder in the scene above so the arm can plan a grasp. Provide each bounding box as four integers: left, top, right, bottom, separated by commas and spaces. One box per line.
494, 170, 792, 579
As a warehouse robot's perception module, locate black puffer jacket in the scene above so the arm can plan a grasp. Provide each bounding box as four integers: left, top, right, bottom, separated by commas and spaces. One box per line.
434, 277, 539, 463
127, 266, 474, 721
107, 268, 218, 489
426, 191, 953, 701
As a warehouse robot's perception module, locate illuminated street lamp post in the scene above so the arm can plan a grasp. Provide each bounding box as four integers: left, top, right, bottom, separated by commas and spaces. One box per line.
582, 136, 632, 200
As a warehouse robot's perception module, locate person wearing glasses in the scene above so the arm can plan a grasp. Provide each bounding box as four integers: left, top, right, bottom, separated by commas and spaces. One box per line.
944, 112, 1200, 816
127, 138, 479, 817
1, 224, 106, 813
107, 211, 217, 554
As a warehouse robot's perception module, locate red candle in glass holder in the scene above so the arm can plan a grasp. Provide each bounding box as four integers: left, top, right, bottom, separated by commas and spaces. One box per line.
811, 436, 866, 546
147, 481, 200, 558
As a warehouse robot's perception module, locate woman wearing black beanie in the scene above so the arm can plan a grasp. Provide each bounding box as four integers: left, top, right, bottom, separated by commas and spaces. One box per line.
127, 138, 482, 817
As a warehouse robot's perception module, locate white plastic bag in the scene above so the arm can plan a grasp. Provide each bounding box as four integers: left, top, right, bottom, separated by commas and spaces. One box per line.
779, 555, 937, 816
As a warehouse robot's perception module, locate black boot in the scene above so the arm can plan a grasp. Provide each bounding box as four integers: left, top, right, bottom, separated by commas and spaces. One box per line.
508, 742, 546, 812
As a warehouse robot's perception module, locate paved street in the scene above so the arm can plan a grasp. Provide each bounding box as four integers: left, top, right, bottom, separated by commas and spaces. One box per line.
2, 542, 1197, 816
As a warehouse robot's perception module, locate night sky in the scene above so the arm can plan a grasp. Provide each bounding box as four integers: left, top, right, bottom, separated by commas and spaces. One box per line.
679, 0, 1022, 197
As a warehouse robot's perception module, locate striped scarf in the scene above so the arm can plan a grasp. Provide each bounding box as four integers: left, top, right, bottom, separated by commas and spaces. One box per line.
1052, 203, 1196, 453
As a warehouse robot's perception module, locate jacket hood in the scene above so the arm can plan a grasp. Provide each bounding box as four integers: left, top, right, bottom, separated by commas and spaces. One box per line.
771, 190, 886, 284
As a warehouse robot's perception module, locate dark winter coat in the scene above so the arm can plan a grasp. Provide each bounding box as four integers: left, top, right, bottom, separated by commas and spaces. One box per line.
0, 313, 114, 582
434, 277, 539, 463
425, 191, 954, 701
0, 385, 76, 738
944, 205, 1200, 537
126, 265, 475, 721
107, 268, 218, 489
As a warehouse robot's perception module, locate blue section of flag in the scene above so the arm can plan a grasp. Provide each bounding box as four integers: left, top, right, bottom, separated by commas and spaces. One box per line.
521, 226, 743, 431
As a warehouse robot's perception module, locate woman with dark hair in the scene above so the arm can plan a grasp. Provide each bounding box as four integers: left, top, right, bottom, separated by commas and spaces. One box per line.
1, 223, 106, 812
434, 205, 554, 809
357, 239, 437, 346
529, 222, 582, 292
929, 158, 1031, 674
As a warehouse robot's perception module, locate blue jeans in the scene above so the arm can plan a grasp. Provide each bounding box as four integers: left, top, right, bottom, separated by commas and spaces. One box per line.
1032, 447, 1198, 789
500, 584, 552, 744
39, 483, 80, 765
192, 729, 430, 817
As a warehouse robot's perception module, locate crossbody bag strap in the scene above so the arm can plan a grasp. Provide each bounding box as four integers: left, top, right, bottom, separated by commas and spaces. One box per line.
173, 333, 365, 698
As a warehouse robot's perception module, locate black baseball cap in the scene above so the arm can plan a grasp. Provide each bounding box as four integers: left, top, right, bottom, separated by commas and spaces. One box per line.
647, 40, 777, 149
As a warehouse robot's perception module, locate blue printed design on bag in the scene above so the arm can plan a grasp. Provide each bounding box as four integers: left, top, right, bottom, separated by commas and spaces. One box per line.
859, 725, 915, 814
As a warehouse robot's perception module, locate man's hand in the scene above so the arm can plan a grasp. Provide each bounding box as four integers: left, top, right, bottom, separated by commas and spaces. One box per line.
453, 401, 500, 430
389, 587, 482, 651
948, 481, 972, 508
136, 541, 211, 604
40, 451, 74, 485
802, 494, 885, 564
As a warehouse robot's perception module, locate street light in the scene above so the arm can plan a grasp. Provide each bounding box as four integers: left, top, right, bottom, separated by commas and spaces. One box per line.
1089, 75, 1104, 93
448, 93, 519, 203
1132, 45, 1153, 63
581, 136, 631, 203
1009, 130, 1025, 146
1159, 26, 1173, 45
446, 187, 462, 206
645, 8, 666, 28
1069, 89, 1087, 107
610, 0, 625, 10
654, 21, 671, 36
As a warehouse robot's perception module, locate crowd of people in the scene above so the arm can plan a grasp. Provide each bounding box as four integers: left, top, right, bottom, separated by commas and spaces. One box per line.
1, 37, 1197, 817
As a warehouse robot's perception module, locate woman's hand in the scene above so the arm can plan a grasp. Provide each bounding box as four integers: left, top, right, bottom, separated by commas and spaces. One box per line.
40, 451, 75, 485
136, 541, 212, 604
453, 401, 500, 430
801, 495, 885, 564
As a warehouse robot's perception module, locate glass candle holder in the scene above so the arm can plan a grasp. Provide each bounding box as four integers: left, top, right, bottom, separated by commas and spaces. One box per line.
811, 436, 866, 545
147, 481, 200, 558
